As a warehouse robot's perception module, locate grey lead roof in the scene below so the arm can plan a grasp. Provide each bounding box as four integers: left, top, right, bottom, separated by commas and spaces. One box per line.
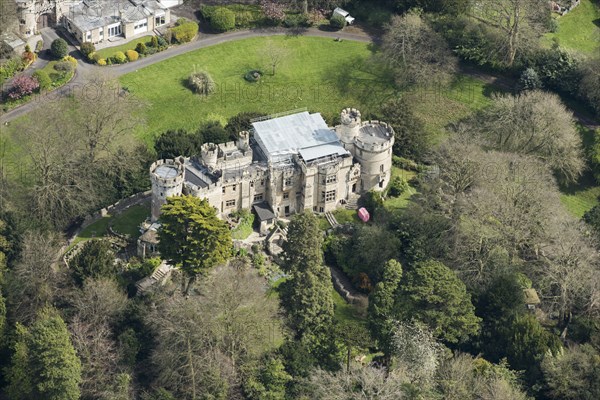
252, 111, 349, 162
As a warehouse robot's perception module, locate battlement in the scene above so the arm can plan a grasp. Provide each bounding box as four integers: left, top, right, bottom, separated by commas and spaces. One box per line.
354, 120, 395, 153
150, 158, 185, 187
340, 108, 361, 126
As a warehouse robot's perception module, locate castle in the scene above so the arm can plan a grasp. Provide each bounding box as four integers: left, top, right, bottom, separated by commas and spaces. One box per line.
147, 108, 394, 234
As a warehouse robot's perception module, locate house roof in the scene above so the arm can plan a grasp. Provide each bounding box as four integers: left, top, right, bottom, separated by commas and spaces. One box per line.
252, 111, 349, 162
253, 202, 276, 222
523, 288, 541, 305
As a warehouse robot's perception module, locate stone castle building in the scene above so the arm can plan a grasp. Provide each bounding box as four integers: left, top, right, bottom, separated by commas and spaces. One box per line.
149, 108, 394, 232
15, 0, 181, 44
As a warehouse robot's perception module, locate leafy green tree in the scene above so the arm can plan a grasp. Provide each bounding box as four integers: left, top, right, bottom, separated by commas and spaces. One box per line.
368, 259, 403, 359
69, 239, 117, 286
541, 343, 600, 400
244, 356, 291, 400
154, 128, 203, 159
198, 120, 229, 144
379, 97, 430, 160
7, 308, 82, 400
499, 313, 562, 383
51, 38, 68, 59
158, 195, 232, 294
225, 111, 266, 138
280, 213, 336, 359
398, 260, 481, 343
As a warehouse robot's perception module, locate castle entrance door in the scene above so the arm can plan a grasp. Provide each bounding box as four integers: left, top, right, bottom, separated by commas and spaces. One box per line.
37, 13, 56, 30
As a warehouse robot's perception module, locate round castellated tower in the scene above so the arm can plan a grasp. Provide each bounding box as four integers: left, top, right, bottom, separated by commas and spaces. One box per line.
150, 159, 185, 222
337, 108, 362, 152
200, 143, 219, 170
353, 121, 395, 192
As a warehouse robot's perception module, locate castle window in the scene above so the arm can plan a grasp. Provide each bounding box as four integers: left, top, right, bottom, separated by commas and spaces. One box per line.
222, 186, 226, 194
319, 207, 324, 212
380, 164, 384, 172
325, 175, 337, 184
253, 193, 263, 202
313, 206, 317, 211
283, 192, 289, 200
232, 184, 236, 191
260, 179, 265, 186
284, 178, 292, 186
250, 181, 254, 187
359, 149, 363, 156
225, 199, 236, 207
322, 190, 336, 203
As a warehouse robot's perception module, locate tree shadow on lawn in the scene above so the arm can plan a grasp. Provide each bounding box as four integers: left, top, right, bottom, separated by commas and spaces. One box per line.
320, 55, 398, 114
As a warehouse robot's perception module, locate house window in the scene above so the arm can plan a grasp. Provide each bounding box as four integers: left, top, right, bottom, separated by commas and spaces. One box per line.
108, 25, 122, 37
253, 193, 263, 202
134, 20, 148, 31
155, 15, 166, 26
324, 175, 337, 184
86, 32, 91, 41
283, 192, 289, 200
225, 199, 236, 207
322, 190, 336, 202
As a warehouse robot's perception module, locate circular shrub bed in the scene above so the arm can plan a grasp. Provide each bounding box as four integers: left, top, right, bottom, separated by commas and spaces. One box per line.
244, 69, 263, 83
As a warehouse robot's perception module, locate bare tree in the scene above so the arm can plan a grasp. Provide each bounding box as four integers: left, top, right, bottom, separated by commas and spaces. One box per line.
260, 39, 289, 76
70, 278, 128, 328
466, 90, 584, 184
381, 10, 458, 87
475, 0, 549, 66
5, 231, 67, 325
0, 0, 17, 39
148, 265, 280, 399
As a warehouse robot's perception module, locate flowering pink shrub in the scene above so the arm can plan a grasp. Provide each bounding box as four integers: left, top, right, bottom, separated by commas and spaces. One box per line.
261, 0, 285, 24
8, 74, 39, 100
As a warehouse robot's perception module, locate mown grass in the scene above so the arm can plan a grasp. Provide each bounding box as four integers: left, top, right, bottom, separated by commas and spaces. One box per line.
119, 36, 393, 142
544, 0, 600, 54
95, 36, 154, 59
112, 204, 151, 237
384, 167, 418, 211
332, 288, 367, 327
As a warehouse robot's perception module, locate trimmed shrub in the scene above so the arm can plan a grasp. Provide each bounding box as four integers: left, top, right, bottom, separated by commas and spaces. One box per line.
170, 21, 198, 43
146, 47, 157, 55
156, 35, 167, 48
21, 51, 35, 65
330, 14, 346, 30
32, 70, 52, 91
517, 68, 542, 92
54, 60, 74, 74
150, 36, 159, 48
387, 176, 409, 197
80, 42, 95, 58
135, 42, 147, 55
8, 75, 39, 100
188, 70, 216, 95
126, 49, 139, 62
210, 8, 236, 32
25, 44, 31, 53
35, 40, 44, 53
112, 51, 127, 64
284, 13, 311, 28
50, 38, 68, 59
62, 55, 78, 67
97, 58, 107, 66
244, 69, 262, 82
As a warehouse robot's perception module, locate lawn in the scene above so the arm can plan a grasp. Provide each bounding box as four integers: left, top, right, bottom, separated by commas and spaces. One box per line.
95, 36, 154, 59
119, 36, 395, 142
384, 167, 418, 211
544, 0, 600, 54
232, 213, 255, 240
71, 203, 150, 247
332, 288, 367, 327
112, 204, 151, 237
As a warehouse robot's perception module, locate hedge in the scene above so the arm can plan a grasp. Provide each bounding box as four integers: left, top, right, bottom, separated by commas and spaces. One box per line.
170, 21, 199, 43
210, 8, 236, 32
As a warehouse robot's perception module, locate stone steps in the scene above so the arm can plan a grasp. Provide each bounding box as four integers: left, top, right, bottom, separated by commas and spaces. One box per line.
325, 211, 339, 228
